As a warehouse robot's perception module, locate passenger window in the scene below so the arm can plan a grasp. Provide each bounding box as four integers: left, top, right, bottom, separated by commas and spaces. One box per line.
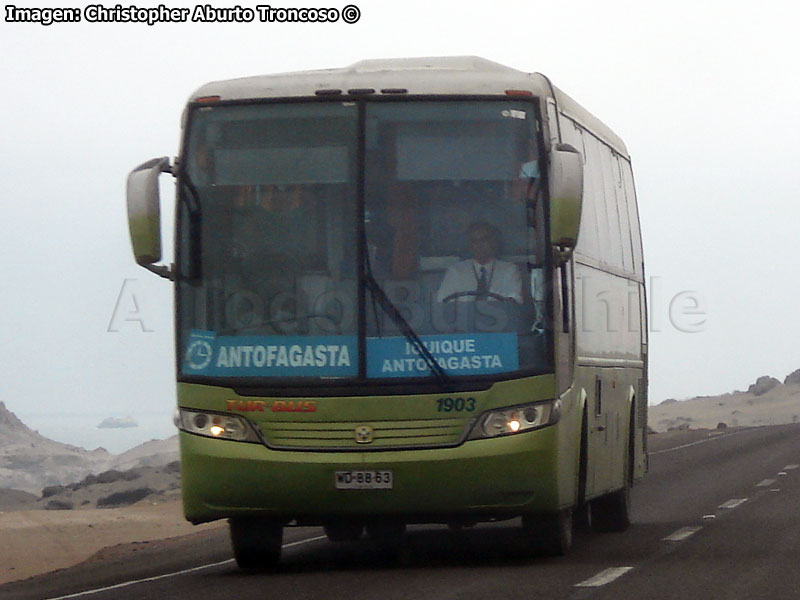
599, 146, 624, 269
614, 156, 634, 273
562, 119, 600, 260
621, 161, 644, 275
582, 134, 611, 261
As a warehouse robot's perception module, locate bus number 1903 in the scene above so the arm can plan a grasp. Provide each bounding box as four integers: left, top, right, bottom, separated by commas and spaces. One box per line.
437, 397, 476, 412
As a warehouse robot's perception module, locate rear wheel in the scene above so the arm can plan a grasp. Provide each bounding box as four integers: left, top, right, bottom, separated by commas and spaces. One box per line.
324, 520, 364, 542
229, 518, 283, 570
521, 509, 573, 556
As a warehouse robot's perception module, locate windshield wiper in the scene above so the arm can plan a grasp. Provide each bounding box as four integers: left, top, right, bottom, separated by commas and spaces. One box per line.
362, 259, 450, 386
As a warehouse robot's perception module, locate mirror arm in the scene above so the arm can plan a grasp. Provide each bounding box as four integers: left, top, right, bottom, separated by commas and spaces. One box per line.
552, 246, 572, 267
143, 263, 175, 281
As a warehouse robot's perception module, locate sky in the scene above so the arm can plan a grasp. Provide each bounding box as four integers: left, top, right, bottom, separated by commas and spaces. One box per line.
2, 0, 798, 452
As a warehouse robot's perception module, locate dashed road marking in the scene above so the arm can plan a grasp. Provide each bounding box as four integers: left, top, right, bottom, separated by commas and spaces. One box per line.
784, 464, 799, 470
575, 567, 634, 587
757, 478, 777, 487
719, 498, 748, 509
663, 526, 702, 542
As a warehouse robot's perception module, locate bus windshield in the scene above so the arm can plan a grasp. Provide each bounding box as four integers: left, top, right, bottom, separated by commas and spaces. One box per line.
178, 100, 552, 385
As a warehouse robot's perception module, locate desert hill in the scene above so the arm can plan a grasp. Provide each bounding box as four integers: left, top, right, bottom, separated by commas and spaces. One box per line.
649, 369, 800, 432
0, 401, 177, 494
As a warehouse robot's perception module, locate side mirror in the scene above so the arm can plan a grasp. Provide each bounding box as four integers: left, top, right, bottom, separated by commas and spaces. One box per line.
126, 157, 174, 279
548, 143, 584, 262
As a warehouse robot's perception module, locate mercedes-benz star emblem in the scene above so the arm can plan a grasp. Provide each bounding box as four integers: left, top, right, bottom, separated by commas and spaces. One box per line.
355, 425, 374, 444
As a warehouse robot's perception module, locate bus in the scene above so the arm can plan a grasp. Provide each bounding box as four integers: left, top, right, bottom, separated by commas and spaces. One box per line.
126, 56, 647, 567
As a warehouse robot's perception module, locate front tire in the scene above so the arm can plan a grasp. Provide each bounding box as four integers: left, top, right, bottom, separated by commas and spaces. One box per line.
229, 518, 283, 570
521, 509, 573, 556
590, 485, 631, 532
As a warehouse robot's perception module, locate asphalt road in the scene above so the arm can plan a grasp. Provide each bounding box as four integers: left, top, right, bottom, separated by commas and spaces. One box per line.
4, 424, 800, 600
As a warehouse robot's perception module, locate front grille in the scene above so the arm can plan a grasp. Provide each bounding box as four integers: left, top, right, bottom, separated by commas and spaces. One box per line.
258, 417, 474, 451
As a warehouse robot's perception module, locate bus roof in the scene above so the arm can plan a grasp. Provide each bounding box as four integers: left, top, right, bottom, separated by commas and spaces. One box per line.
190, 56, 628, 157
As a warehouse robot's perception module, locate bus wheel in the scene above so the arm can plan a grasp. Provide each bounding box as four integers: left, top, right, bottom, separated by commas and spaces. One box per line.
521, 509, 573, 556
324, 520, 364, 542
590, 483, 631, 532
366, 520, 406, 557
573, 502, 592, 531
229, 518, 283, 570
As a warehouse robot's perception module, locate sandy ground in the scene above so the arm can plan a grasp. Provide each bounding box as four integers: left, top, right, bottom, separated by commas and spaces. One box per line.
648, 385, 800, 431
0, 498, 222, 585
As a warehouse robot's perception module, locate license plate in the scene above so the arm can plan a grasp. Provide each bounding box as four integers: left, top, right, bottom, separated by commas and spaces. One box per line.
335, 470, 393, 489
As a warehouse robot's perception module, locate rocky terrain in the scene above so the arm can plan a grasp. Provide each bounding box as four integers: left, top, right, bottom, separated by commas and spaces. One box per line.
650, 369, 800, 432
0, 401, 178, 495
0, 405, 196, 586
30, 461, 182, 511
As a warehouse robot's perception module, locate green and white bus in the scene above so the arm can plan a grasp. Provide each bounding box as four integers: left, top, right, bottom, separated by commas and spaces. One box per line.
127, 56, 647, 566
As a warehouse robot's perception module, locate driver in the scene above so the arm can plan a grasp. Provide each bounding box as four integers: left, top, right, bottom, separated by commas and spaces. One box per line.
436, 221, 523, 303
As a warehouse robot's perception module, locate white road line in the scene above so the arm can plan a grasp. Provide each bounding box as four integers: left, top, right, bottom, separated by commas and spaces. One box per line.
650, 439, 716, 455
284, 535, 327, 549
757, 479, 777, 487
784, 464, 799, 470
663, 526, 702, 542
42, 535, 327, 600
719, 498, 748, 509
575, 567, 634, 587
649, 428, 751, 455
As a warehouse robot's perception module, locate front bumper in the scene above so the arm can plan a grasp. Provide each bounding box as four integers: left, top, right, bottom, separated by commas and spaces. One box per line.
180, 426, 561, 524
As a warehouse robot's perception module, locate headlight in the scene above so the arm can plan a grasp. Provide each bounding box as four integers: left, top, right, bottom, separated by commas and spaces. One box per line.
468, 400, 560, 440
177, 408, 261, 443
